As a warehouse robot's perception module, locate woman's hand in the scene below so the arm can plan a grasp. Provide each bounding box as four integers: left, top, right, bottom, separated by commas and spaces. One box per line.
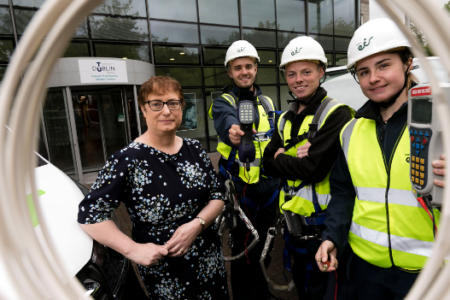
432, 154, 446, 188
297, 141, 311, 158
315, 240, 338, 272
165, 219, 202, 257
127, 242, 168, 266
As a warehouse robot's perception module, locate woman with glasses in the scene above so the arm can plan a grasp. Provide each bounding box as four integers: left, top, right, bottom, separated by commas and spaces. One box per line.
78, 76, 228, 299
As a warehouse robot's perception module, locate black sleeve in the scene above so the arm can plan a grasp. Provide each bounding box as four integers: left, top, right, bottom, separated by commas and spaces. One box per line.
263, 106, 353, 181
322, 147, 355, 254
212, 96, 238, 145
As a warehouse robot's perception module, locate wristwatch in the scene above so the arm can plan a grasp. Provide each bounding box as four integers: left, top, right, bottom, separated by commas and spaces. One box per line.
195, 216, 206, 231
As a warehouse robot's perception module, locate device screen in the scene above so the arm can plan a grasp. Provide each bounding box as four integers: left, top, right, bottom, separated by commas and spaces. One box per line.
411, 98, 432, 124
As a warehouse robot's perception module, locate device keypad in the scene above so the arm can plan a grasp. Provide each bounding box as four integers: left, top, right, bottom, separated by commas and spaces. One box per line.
410, 128, 432, 189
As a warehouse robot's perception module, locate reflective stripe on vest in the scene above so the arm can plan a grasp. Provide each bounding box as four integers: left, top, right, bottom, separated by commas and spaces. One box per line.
216, 93, 274, 184
279, 97, 344, 216
341, 118, 438, 270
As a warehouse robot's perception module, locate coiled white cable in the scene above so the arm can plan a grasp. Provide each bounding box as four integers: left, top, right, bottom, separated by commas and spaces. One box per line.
0, 0, 102, 299
0, 0, 448, 299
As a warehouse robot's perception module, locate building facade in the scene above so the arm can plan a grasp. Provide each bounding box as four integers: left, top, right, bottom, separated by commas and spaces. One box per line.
0, 0, 360, 182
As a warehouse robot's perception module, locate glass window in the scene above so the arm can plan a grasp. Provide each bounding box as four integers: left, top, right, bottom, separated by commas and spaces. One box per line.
95, 43, 150, 61
155, 67, 202, 86
205, 88, 222, 151
177, 89, 209, 150
308, 0, 333, 34
260, 85, 279, 110
313, 35, 333, 51
14, 8, 34, 34
151, 21, 198, 44
0, 0, 8, 4
334, 0, 355, 36
43, 88, 75, 174
326, 53, 334, 66
12, 0, 43, 7
243, 29, 276, 47
0, 39, 13, 62
0, 65, 6, 81
335, 53, 347, 66
154, 46, 199, 64
0, 7, 12, 34
278, 31, 302, 48
198, 0, 238, 25
256, 67, 277, 85
204, 67, 229, 87
280, 85, 291, 111
74, 20, 88, 38
90, 16, 148, 41
258, 50, 276, 66
241, 0, 275, 29
200, 25, 240, 46
203, 47, 226, 65
63, 42, 89, 57
276, 0, 306, 32
335, 37, 351, 51
94, 0, 147, 17
148, 0, 197, 22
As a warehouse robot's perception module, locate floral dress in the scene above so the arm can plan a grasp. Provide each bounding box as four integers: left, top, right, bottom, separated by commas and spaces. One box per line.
78, 138, 228, 300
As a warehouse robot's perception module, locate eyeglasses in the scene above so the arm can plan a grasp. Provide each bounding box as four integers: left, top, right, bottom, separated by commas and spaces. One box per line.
144, 99, 182, 111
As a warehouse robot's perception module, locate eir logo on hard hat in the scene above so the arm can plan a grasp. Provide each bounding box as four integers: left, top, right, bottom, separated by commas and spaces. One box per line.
237, 47, 246, 53
357, 36, 374, 51
291, 47, 302, 56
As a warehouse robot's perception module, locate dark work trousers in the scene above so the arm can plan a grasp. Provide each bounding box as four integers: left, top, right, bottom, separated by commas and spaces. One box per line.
289, 237, 329, 300
228, 176, 280, 300
350, 252, 419, 300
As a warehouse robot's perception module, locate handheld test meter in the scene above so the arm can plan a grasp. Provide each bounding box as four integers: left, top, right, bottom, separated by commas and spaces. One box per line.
407, 83, 447, 206
238, 100, 256, 171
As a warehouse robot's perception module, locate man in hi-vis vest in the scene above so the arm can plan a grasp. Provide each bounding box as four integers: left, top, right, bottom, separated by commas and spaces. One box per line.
315, 18, 445, 299
263, 36, 353, 299
211, 40, 280, 300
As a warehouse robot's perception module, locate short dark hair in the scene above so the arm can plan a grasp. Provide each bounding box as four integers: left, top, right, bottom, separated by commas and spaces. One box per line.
138, 76, 184, 107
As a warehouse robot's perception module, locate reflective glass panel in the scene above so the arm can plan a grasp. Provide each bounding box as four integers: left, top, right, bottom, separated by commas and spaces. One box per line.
260, 85, 279, 110
154, 46, 199, 64
204, 67, 229, 87
63, 42, 90, 57
335, 37, 351, 51
155, 67, 202, 86
203, 47, 227, 65
43, 88, 75, 174
258, 50, 276, 65
205, 88, 222, 151
90, 16, 148, 41
94, 0, 147, 17
148, 0, 197, 22
334, 0, 355, 36
14, 8, 34, 34
0, 39, 13, 61
255, 67, 277, 85
94, 43, 150, 61
0, 0, 7, 4
312, 35, 333, 51
278, 31, 302, 48
276, 0, 306, 31
0, 65, 6, 81
151, 21, 198, 44
335, 53, 347, 66
308, 0, 333, 34
12, 0, 43, 7
198, 0, 238, 25
243, 29, 276, 47
241, 0, 275, 29
200, 25, 240, 46
280, 85, 291, 111
74, 20, 88, 38
0, 7, 12, 34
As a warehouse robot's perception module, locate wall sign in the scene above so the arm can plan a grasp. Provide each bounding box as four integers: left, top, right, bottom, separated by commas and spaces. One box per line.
78, 59, 128, 83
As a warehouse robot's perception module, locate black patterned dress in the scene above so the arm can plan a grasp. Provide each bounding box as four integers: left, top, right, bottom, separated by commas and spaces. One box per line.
77, 138, 228, 300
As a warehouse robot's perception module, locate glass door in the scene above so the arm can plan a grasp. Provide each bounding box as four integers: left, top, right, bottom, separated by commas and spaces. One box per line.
71, 86, 132, 174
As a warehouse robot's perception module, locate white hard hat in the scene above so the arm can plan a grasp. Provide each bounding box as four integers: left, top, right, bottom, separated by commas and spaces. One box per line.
347, 18, 411, 69
224, 40, 260, 67
280, 36, 327, 69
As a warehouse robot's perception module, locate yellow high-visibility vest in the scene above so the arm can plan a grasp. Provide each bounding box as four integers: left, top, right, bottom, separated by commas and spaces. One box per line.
340, 118, 439, 270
